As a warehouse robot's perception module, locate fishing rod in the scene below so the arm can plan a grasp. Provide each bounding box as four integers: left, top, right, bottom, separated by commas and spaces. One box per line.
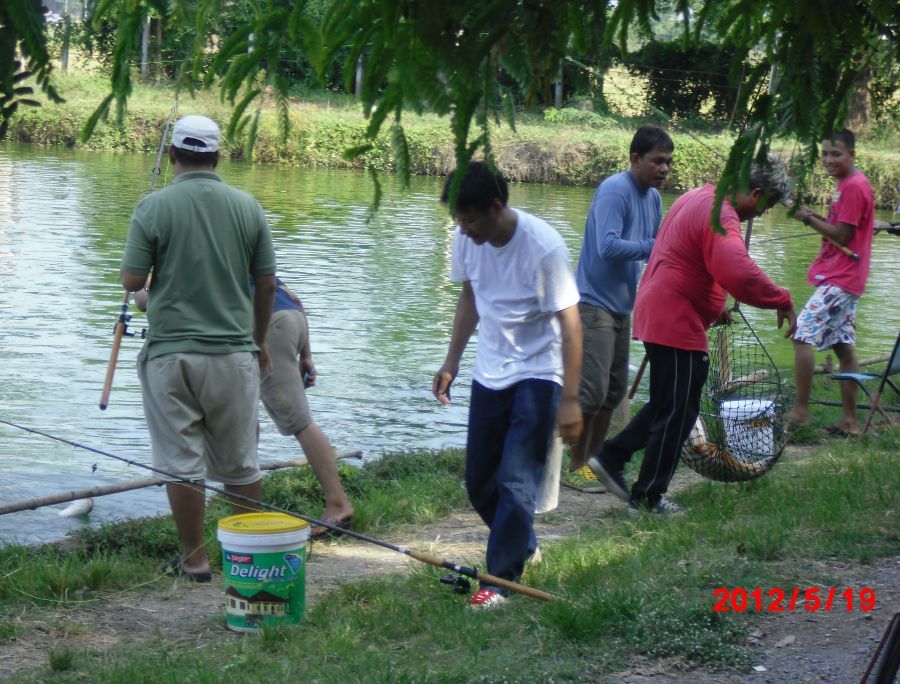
0, 418, 557, 602
755, 222, 900, 244
99, 98, 179, 410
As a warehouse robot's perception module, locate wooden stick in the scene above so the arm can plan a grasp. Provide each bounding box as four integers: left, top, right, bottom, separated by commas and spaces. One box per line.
627, 355, 649, 400
0, 451, 363, 516
813, 354, 889, 375
99, 290, 130, 410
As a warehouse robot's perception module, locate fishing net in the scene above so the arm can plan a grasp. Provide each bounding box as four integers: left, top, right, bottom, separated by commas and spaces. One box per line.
680, 308, 788, 482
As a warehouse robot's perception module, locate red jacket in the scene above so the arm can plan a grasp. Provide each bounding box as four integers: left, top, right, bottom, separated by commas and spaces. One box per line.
633, 185, 793, 353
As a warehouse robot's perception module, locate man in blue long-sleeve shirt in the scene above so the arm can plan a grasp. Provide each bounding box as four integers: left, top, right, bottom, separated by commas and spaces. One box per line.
564, 127, 674, 493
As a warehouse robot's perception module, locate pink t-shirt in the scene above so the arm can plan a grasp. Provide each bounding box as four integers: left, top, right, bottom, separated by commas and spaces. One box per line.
633, 185, 793, 353
807, 171, 874, 296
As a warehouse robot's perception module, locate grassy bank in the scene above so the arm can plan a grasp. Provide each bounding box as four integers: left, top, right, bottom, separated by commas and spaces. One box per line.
1, 410, 897, 681
7, 71, 899, 208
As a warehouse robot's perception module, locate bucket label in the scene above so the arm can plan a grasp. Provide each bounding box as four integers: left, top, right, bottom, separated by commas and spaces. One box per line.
226, 552, 253, 564
221, 546, 306, 632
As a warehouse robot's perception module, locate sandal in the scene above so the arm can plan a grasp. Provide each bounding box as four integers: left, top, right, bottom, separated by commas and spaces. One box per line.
310, 514, 353, 541
161, 556, 212, 583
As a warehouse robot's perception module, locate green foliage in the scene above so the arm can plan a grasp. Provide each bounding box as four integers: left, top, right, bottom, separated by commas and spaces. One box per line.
0, 0, 64, 139
626, 40, 739, 120
542, 107, 618, 128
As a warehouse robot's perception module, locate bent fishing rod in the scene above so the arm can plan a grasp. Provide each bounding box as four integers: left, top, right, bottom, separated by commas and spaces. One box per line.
0, 418, 557, 602
99, 98, 179, 410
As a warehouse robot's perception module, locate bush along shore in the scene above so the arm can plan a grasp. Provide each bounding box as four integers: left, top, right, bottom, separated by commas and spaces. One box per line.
0, 369, 898, 682
7, 72, 899, 208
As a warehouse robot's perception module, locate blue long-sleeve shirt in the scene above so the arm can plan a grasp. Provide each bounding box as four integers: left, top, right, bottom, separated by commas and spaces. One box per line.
575, 170, 662, 315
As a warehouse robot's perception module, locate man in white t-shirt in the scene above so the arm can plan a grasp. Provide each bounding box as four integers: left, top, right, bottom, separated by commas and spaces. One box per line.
433, 161, 583, 609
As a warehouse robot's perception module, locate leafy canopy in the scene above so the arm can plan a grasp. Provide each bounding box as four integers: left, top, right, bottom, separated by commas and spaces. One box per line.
2, 0, 897, 218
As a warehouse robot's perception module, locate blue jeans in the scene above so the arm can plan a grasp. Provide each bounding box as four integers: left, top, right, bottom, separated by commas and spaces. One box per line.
466, 379, 560, 594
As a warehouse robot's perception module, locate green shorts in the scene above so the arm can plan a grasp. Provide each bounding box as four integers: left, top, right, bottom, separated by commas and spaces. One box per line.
138, 351, 261, 485
578, 303, 631, 414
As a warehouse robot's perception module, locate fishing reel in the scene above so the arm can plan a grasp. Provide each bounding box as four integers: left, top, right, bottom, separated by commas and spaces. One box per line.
113, 313, 147, 339
439, 572, 473, 595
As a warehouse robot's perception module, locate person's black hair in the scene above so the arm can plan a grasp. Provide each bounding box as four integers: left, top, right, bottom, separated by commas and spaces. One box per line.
171, 146, 219, 168
440, 161, 509, 212
630, 126, 674, 157
828, 129, 856, 150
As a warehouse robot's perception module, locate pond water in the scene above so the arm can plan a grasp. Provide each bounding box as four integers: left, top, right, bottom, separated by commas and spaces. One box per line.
1, 142, 897, 545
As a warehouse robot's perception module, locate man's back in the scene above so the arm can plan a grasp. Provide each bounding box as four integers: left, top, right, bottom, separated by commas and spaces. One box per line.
122, 171, 276, 359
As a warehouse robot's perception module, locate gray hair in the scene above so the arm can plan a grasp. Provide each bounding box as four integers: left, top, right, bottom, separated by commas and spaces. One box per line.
748, 155, 790, 205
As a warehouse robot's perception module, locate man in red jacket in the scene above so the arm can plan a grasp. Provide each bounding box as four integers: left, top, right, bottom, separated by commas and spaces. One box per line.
589, 160, 797, 515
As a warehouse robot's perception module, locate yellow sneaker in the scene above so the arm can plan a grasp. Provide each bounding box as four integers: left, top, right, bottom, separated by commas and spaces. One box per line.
562, 465, 607, 494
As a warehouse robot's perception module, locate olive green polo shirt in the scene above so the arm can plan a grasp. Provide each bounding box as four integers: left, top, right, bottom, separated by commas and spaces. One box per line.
121, 170, 276, 360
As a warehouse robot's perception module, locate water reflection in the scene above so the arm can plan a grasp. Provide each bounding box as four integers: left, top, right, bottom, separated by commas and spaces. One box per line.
0, 142, 897, 545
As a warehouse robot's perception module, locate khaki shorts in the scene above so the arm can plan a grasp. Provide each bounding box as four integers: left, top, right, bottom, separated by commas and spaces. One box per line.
260, 310, 313, 436
578, 302, 631, 413
138, 352, 261, 485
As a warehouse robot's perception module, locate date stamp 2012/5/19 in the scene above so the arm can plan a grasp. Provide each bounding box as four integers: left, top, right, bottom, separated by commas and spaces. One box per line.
712, 587, 876, 613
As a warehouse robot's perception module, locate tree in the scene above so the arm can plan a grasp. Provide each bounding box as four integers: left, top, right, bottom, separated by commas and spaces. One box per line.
2, 0, 897, 220
1, 0, 64, 139
626, 40, 738, 121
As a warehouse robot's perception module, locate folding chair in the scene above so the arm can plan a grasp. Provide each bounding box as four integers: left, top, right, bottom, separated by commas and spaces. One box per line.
831, 330, 900, 434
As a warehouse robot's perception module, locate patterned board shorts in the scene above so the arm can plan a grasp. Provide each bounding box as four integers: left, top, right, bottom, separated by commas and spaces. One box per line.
793, 284, 859, 350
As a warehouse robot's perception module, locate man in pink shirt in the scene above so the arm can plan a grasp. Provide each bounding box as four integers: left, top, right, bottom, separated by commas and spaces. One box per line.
785, 130, 875, 436
589, 160, 797, 515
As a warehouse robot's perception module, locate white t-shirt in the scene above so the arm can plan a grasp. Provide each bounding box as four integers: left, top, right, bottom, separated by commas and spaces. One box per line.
450, 208, 579, 390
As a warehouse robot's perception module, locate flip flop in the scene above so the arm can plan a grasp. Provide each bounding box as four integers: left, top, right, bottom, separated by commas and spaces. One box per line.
162, 555, 212, 583
310, 514, 353, 541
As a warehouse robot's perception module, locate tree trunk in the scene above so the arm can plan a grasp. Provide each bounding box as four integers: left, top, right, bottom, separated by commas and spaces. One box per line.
155, 18, 163, 82
553, 61, 564, 108
355, 54, 364, 98
845, 67, 872, 135
60, 15, 70, 72
140, 15, 150, 81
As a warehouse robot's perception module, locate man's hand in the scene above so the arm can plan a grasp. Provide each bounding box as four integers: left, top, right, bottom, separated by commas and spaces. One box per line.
257, 343, 271, 374
300, 356, 316, 388
432, 365, 457, 404
777, 307, 797, 338
713, 309, 734, 327
556, 396, 583, 447
792, 203, 812, 222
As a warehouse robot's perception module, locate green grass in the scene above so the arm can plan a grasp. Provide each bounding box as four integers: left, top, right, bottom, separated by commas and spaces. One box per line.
2, 427, 897, 682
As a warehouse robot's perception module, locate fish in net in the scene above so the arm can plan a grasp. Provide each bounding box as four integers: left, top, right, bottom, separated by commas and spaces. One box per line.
680, 308, 788, 482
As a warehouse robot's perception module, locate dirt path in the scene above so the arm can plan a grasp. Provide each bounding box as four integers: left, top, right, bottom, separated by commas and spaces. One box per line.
2, 458, 898, 682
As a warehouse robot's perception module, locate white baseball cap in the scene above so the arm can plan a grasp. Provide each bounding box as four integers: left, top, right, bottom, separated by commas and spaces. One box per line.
171, 115, 220, 152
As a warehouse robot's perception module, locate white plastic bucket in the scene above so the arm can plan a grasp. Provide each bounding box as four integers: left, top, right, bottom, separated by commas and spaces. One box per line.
217, 513, 309, 632
719, 399, 775, 458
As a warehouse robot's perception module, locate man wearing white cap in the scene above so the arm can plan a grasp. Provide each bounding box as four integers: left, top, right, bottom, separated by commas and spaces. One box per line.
120, 115, 277, 582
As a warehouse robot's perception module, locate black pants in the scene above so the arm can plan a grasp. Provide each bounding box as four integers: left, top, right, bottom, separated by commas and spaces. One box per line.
601, 342, 709, 505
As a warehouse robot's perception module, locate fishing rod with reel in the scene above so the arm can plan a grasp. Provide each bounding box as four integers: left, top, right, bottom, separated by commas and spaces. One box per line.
0, 418, 558, 602
99, 97, 178, 410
